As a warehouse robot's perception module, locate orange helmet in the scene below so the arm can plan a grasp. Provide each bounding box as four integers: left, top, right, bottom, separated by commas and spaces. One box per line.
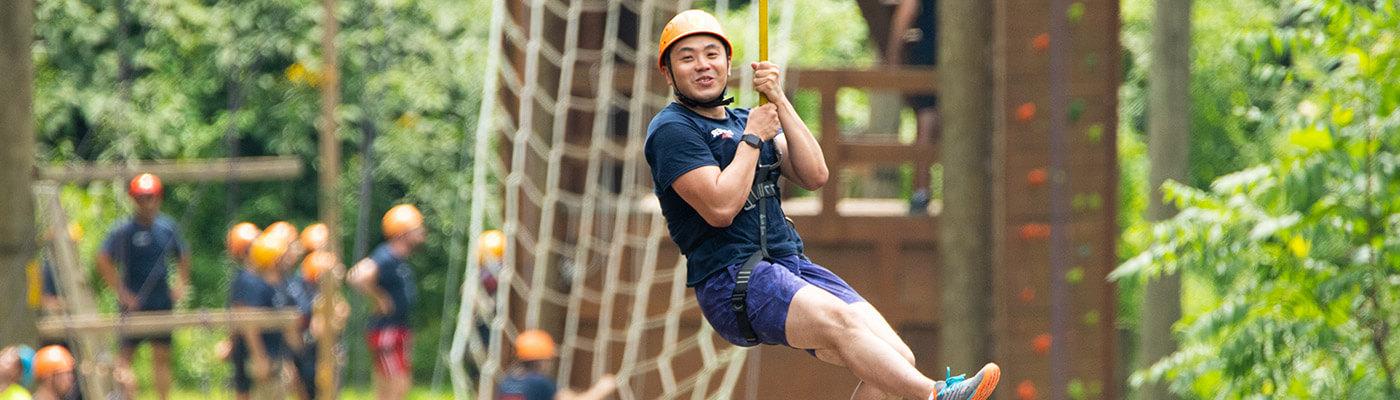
34, 345, 74, 378
657, 9, 732, 69
301, 223, 330, 251
382, 204, 424, 238
263, 221, 298, 244
128, 173, 163, 197
515, 329, 557, 361
478, 229, 506, 263
249, 231, 291, 271
301, 250, 336, 283
226, 222, 261, 258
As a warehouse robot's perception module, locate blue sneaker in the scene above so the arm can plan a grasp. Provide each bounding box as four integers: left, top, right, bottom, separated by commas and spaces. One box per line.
931, 363, 1000, 400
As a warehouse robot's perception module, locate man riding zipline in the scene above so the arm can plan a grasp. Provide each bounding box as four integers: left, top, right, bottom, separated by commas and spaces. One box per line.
643, 10, 1000, 400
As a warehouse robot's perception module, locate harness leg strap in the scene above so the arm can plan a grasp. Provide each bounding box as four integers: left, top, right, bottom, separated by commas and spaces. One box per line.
730, 251, 765, 344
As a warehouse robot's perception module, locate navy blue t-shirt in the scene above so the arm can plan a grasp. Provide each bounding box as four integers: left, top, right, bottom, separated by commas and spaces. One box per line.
286, 277, 317, 331
645, 102, 804, 286
369, 243, 416, 329
496, 370, 557, 400
101, 215, 189, 310
228, 269, 293, 357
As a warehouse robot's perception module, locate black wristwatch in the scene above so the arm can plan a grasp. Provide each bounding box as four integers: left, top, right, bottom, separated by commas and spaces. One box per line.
741, 133, 763, 149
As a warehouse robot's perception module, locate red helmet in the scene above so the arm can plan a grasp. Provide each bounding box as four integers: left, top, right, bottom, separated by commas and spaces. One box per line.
128, 173, 163, 197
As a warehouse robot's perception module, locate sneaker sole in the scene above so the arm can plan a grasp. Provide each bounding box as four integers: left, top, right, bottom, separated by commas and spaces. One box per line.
970, 363, 1000, 400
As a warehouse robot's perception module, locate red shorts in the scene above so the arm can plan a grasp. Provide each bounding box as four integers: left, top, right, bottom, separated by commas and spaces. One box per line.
366, 326, 412, 377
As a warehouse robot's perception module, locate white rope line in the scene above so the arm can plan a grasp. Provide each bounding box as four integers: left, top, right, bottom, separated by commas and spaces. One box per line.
453, 1, 794, 397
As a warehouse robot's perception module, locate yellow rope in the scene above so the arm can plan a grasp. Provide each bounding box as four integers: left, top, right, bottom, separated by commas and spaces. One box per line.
757, 0, 769, 105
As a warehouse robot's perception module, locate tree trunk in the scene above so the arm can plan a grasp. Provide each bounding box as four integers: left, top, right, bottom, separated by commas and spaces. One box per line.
0, 0, 38, 346
1141, 0, 1191, 398
938, 0, 993, 371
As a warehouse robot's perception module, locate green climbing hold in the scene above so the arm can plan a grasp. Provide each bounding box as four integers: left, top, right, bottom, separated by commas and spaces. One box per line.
1083, 53, 1099, 69
1068, 99, 1086, 122
1067, 378, 1087, 400
1086, 123, 1104, 143
1082, 310, 1100, 326
1067, 2, 1086, 24
1077, 244, 1091, 258
1065, 267, 1084, 285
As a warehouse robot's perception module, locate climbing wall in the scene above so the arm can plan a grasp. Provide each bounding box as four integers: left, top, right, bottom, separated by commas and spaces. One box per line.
993, 0, 1120, 398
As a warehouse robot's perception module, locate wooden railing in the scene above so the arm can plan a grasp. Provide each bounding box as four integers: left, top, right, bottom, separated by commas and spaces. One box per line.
781, 67, 939, 243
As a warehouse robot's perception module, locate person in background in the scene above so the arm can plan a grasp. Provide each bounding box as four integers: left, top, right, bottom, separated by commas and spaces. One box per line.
888, 0, 941, 214
29, 346, 75, 400
497, 330, 617, 400
286, 247, 348, 400
94, 173, 191, 400
229, 223, 297, 400
0, 346, 32, 400
348, 204, 426, 400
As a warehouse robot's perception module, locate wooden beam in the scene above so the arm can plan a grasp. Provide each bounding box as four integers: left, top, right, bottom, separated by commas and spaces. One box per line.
37, 309, 301, 338
36, 156, 303, 183
836, 142, 938, 167
790, 68, 938, 94
36, 183, 114, 399
316, 0, 342, 397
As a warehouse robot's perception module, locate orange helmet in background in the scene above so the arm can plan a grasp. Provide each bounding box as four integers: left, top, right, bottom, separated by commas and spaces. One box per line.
249, 232, 291, 271
301, 250, 337, 283
301, 223, 330, 251
263, 221, 298, 244
33, 345, 74, 378
128, 173, 163, 197
382, 204, 424, 238
226, 222, 261, 258
478, 229, 506, 263
657, 9, 732, 68
515, 329, 557, 361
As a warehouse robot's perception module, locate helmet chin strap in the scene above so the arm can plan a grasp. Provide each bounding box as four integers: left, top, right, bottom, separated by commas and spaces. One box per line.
668, 67, 734, 109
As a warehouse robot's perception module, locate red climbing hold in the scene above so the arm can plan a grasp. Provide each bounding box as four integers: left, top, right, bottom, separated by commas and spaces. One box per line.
1032, 333, 1052, 355
1017, 380, 1038, 400
1016, 103, 1037, 122
1027, 168, 1048, 186
1019, 223, 1051, 241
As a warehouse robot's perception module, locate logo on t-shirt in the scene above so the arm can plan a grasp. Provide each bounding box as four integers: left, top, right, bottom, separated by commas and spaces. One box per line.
132, 231, 152, 247
709, 128, 734, 140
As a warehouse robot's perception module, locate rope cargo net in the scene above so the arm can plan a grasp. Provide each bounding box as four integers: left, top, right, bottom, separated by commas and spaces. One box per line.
448, 0, 795, 398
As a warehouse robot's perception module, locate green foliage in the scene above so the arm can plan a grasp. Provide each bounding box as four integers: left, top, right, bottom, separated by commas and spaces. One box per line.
1114, 0, 1400, 397
33, 0, 489, 387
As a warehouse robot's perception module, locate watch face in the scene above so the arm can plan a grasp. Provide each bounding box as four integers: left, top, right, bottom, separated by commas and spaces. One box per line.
743, 134, 761, 147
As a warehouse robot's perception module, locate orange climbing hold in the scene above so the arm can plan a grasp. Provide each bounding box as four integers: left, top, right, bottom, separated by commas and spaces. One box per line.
1018, 287, 1036, 303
